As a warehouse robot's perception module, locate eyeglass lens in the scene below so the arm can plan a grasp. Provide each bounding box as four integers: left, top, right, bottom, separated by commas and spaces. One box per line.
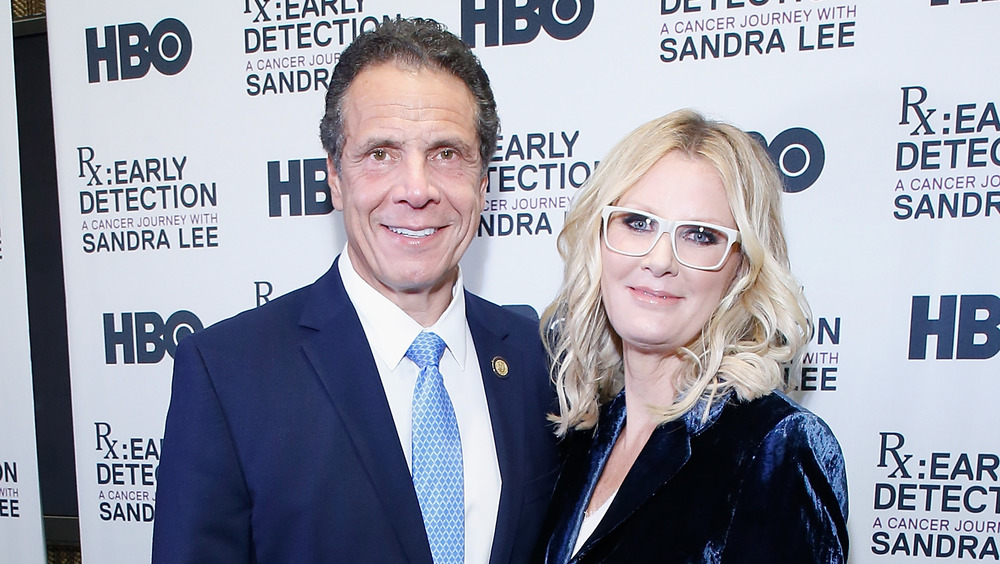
605, 210, 731, 268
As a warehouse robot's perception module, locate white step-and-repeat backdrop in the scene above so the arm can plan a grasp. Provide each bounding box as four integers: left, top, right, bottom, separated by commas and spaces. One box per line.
1, 0, 48, 561
45, 1, 1000, 561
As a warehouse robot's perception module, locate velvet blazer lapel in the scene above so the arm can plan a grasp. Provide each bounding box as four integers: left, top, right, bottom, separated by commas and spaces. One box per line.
297, 259, 433, 563
544, 395, 624, 564
547, 393, 694, 563
592, 415, 691, 545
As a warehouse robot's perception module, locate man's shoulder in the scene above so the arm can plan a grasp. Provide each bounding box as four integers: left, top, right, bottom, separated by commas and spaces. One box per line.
181, 282, 317, 354
464, 291, 541, 338
191, 261, 345, 343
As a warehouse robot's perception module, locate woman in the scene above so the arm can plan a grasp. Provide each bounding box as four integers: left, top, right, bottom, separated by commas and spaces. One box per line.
536, 109, 848, 563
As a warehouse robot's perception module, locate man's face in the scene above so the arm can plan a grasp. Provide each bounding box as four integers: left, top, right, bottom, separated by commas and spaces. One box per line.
328, 62, 487, 321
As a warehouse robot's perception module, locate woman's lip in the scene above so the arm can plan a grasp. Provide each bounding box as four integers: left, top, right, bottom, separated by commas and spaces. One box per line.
629, 285, 681, 302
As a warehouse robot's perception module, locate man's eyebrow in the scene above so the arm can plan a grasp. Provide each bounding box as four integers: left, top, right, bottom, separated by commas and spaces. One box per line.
355, 138, 402, 153
428, 137, 476, 154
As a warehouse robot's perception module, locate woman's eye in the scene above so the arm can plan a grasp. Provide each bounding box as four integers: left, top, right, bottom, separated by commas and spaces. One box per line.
682, 226, 720, 245
623, 214, 654, 232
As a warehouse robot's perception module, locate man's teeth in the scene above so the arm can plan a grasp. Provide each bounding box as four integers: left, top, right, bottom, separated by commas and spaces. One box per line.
389, 226, 437, 238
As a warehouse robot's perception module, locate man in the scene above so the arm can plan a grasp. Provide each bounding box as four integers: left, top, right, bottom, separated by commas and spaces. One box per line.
152, 18, 559, 564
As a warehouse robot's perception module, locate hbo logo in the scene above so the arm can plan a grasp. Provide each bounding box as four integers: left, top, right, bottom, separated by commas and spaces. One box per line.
909, 295, 1000, 360
103, 311, 203, 364
86, 18, 192, 83
461, 0, 594, 47
749, 128, 826, 194
267, 158, 333, 217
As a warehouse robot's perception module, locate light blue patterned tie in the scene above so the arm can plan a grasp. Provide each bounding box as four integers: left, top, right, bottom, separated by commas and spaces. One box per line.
408, 331, 464, 564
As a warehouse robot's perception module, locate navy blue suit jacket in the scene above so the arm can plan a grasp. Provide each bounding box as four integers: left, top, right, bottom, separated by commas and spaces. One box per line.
151, 259, 559, 563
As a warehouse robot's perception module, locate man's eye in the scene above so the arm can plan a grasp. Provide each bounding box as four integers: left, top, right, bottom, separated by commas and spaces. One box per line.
371, 149, 386, 160
440, 149, 455, 159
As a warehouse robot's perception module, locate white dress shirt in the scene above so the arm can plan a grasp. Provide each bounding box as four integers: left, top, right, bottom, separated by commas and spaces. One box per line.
338, 250, 502, 564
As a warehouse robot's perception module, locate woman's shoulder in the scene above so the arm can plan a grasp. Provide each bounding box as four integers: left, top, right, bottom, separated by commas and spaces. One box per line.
726, 391, 833, 433
743, 392, 842, 450
729, 393, 848, 503
714, 398, 850, 561
705, 392, 845, 470
693, 391, 796, 441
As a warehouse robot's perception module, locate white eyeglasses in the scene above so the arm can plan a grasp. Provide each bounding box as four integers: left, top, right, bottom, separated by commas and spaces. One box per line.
601, 206, 741, 271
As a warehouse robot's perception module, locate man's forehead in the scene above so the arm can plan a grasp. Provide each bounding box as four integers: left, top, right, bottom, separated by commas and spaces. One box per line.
340, 62, 479, 140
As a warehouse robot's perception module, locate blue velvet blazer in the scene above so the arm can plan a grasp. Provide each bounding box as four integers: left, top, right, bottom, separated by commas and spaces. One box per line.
535, 391, 849, 563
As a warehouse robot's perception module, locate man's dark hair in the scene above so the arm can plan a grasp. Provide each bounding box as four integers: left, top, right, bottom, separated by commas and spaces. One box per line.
319, 17, 499, 176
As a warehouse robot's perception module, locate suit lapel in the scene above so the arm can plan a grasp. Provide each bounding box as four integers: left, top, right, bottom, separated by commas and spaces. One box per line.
466, 295, 526, 564
298, 261, 432, 564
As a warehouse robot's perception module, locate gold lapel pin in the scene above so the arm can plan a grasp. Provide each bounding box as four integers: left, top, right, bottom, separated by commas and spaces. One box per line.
492, 356, 509, 378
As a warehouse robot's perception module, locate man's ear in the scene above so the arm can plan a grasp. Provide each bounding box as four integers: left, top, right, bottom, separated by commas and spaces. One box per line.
477, 173, 488, 208
327, 155, 343, 210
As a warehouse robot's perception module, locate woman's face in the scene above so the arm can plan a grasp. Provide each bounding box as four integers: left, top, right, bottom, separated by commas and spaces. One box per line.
600, 151, 743, 357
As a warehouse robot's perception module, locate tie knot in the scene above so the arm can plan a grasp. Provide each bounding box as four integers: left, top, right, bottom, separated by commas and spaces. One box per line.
406, 331, 446, 369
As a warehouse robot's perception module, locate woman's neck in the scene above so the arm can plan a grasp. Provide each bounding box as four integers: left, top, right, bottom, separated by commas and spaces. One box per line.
620, 346, 683, 444
583, 346, 686, 517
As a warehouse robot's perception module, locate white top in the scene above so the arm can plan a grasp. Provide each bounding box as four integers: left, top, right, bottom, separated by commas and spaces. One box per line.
338, 250, 502, 564
573, 489, 619, 557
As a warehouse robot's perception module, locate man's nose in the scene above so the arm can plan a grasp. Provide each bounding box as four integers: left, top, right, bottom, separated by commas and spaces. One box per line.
393, 156, 440, 208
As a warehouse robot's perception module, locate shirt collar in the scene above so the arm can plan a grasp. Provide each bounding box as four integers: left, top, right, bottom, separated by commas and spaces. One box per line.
338, 247, 469, 371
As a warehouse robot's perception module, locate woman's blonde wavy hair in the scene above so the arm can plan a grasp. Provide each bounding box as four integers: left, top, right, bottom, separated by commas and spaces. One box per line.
541, 109, 813, 437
